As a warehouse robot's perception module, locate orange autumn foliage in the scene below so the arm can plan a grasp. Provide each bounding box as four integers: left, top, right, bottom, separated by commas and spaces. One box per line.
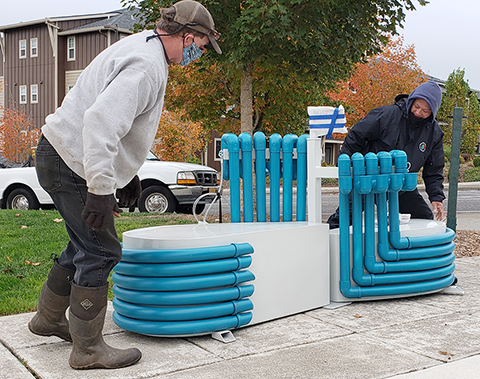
329, 36, 426, 128
152, 110, 208, 163
0, 104, 40, 164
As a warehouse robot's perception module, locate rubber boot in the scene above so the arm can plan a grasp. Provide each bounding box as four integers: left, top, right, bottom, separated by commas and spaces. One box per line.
28, 259, 74, 341
69, 283, 142, 370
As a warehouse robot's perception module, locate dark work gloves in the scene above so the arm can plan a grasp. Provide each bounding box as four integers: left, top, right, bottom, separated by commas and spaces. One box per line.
116, 175, 142, 207
82, 192, 119, 231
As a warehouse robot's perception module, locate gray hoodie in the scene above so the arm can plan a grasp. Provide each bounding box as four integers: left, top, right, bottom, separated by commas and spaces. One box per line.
42, 30, 169, 195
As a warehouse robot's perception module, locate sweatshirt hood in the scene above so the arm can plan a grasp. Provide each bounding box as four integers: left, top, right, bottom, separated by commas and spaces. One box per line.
406, 81, 443, 119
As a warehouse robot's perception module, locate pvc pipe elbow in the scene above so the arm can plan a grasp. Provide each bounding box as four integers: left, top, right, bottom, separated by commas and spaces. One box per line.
269, 133, 282, 153
282, 134, 298, 153
339, 177, 352, 194
364, 255, 388, 274
253, 131, 267, 150
389, 231, 410, 250
239, 133, 253, 152
389, 173, 404, 192
377, 243, 400, 262
402, 172, 418, 191
373, 174, 389, 193
352, 153, 365, 176
365, 152, 379, 175
378, 151, 393, 174
352, 267, 374, 286
391, 150, 408, 173
356, 175, 373, 194
297, 134, 308, 154
340, 281, 362, 298
338, 154, 351, 177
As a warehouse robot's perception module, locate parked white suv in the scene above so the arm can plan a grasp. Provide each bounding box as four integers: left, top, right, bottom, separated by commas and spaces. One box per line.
0, 151, 219, 214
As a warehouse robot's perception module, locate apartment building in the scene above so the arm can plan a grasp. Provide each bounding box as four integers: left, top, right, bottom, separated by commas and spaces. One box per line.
0, 8, 140, 129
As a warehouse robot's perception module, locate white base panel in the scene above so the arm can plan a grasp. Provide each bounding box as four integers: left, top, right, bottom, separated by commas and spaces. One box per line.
122, 221, 330, 325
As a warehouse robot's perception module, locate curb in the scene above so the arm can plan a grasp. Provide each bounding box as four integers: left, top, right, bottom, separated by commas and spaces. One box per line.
220, 182, 480, 196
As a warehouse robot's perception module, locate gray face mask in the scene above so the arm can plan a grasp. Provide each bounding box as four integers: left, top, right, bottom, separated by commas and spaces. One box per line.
179, 41, 203, 66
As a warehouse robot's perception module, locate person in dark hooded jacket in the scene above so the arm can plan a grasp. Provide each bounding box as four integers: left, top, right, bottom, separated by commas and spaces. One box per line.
327, 81, 445, 229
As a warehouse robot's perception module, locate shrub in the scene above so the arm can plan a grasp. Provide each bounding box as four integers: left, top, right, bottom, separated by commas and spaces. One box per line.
321, 177, 338, 186
473, 155, 480, 167
461, 153, 471, 162
464, 167, 480, 182
443, 145, 451, 162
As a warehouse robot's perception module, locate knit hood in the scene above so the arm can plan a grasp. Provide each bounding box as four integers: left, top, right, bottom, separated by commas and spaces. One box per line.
406, 81, 443, 119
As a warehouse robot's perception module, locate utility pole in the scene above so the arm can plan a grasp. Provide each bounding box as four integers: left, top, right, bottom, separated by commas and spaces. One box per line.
446, 107, 463, 232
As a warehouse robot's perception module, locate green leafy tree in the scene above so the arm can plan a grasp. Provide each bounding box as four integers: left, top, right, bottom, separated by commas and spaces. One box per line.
123, 0, 428, 134
437, 69, 480, 157
164, 62, 330, 136
329, 35, 426, 128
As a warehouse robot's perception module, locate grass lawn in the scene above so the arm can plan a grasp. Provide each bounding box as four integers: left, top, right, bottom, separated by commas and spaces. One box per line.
0, 209, 205, 316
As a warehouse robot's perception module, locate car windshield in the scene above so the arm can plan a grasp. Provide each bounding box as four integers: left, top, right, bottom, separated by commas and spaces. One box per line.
146, 151, 160, 161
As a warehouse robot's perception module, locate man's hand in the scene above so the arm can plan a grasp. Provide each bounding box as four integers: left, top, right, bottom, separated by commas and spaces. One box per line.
431, 201, 444, 221
116, 175, 141, 207
82, 192, 118, 231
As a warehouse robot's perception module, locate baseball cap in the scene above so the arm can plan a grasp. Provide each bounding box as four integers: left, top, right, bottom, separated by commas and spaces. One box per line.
172, 0, 222, 54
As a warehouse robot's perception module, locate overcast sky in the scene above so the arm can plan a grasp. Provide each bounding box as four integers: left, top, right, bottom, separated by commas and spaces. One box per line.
1, 0, 478, 89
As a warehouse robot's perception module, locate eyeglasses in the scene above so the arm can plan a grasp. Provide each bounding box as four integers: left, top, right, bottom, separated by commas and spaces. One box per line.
183, 22, 221, 40
210, 29, 221, 40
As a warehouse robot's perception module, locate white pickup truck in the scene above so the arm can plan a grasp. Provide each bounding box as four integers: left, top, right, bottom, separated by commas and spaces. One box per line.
0, 152, 219, 214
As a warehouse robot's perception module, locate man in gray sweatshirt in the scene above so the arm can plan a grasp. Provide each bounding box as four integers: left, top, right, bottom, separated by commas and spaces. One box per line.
28, 0, 221, 370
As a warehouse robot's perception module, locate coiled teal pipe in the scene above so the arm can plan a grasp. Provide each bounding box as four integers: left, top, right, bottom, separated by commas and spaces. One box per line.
113, 297, 253, 322
337, 152, 456, 299
113, 284, 255, 306
112, 270, 255, 292
112, 311, 253, 337
114, 256, 252, 277
121, 243, 253, 263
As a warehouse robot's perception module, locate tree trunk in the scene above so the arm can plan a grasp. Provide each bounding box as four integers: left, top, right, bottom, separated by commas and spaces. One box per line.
240, 64, 253, 135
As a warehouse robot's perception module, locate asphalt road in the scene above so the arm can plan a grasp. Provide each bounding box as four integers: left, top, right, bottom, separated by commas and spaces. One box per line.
203, 188, 480, 221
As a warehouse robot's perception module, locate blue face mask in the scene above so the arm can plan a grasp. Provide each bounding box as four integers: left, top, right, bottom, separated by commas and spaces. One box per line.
179, 41, 203, 66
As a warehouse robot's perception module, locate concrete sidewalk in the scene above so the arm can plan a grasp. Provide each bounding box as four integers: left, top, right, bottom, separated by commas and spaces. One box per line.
1, 215, 479, 379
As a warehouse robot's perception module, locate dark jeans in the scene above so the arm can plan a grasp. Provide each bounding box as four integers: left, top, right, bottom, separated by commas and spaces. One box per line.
327, 188, 434, 229
36, 135, 122, 287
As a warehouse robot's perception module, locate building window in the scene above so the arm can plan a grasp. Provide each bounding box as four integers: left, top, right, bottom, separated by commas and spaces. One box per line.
214, 138, 222, 161
19, 85, 27, 104
67, 37, 75, 61
19, 39, 27, 59
31, 84, 38, 103
30, 38, 38, 57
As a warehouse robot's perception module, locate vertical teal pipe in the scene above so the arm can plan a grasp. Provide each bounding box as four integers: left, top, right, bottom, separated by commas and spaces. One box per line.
239, 133, 254, 222
351, 153, 370, 285
220, 134, 232, 181
224, 134, 241, 222
269, 134, 282, 222
282, 134, 298, 222
296, 135, 308, 221
390, 150, 408, 173
363, 153, 386, 273
387, 170, 404, 247
377, 151, 393, 258
254, 132, 267, 222
338, 154, 361, 298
